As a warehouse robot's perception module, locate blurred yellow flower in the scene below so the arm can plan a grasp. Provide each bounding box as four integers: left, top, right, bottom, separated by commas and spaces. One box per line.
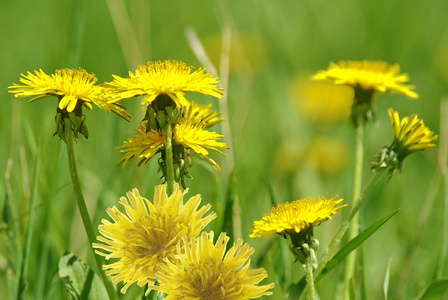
289, 75, 353, 123
312, 60, 418, 99
8, 68, 130, 120
92, 184, 216, 294
308, 136, 350, 175
388, 108, 438, 158
153, 231, 275, 299
250, 196, 346, 239
106, 60, 223, 108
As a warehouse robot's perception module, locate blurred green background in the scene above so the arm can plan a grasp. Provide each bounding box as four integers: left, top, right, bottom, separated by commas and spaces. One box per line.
1, 0, 448, 299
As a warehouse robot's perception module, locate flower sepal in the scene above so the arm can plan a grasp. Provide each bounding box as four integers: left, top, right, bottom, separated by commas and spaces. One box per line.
351, 87, 377, 126
371, 146, 401, 180
288, 228, 319, 271
54, 103, 89, 143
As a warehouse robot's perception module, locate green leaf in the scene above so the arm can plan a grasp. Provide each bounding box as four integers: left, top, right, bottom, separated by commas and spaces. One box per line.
418, 278, 448, 300
58, 252, 108, 300
288, 209, 400, 297
315, 209, 400, 282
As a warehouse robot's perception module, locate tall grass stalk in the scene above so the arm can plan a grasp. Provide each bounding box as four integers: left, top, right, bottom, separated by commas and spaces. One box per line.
437, 99, 448, 277
16, 141, 40, 300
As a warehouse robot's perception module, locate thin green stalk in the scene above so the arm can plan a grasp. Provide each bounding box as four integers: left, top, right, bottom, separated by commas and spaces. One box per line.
64, 120, 118, 300
437, 99, 448, 277
315, 170, 385, 279
17, 141, 40, 300
343, 122, 364, 298
162, 122, 175, 196
305, 259, 315, 300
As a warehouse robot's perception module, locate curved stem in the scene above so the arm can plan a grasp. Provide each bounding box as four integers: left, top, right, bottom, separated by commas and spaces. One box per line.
315, 170, 385, 278
64, 119, 118, 300
343, 123, 364, 297
162, 121, 175, 196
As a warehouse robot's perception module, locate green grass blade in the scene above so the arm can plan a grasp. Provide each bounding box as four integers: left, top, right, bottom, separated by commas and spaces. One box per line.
58, 252, 108, 300
418, 278, 448, 300
3, 192, 21, 300
383, 258, 393, 300
315, 209, 400, 282
17, 140, 40, 300
288, 209, 400, 297
220, 167, 237, 244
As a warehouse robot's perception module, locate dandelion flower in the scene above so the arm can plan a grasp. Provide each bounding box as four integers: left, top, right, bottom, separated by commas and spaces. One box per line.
183, 101, 224, 127
117, 119, 227, 171
250, 196, 346, 239
92, 184, 216, 294
116, 123, 165, 167
8, 68, 130, 120
153, 231, 275, 299
106, 60, 223, 108
388, 108, 438, 156
312, 61, 418, 99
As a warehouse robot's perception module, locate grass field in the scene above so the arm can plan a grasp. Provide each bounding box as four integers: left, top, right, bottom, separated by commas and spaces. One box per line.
1, 1, 448, 299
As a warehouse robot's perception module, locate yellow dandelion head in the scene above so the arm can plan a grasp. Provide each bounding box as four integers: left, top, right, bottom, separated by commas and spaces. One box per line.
8, 68, 120, 113
250, 196, 347, 239
289, 75, 353, 123
92, 184, 216, 294
116, 122, 165, 168
183, 101, 224, 127
312, 60, 418, 99
153, 231, 275, 299
174, 118, 227, 171
388, 108, 438, 157
106, 60, 223, 108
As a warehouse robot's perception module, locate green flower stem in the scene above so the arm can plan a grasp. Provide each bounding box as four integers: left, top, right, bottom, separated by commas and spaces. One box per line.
64, 119, 118, 300
162, 121, 175, 196
315, 169, 385, 279
305, 258, 315, 300
343, 123, 364, 297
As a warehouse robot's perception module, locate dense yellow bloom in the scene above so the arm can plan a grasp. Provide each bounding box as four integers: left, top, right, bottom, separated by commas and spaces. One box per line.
92, 184, 216, 294
153, 231, 275, 299
106, 60, 223, 108
117, 119, 227, 170
250, 196, 347, 238
312, 60, 418, 99
8, 68, 130, 120
388, 108, 438, 156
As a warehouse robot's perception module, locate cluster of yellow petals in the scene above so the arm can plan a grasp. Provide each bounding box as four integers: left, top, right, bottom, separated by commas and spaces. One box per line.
250, 196, 347, 238
152, 231, 274, 299
8, 68, 130, 120
92, 184, 216, 294
388, 108, 438, 153
312, 60, 418, 99
106, 60, 223, 108
117, 111, 227, 171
